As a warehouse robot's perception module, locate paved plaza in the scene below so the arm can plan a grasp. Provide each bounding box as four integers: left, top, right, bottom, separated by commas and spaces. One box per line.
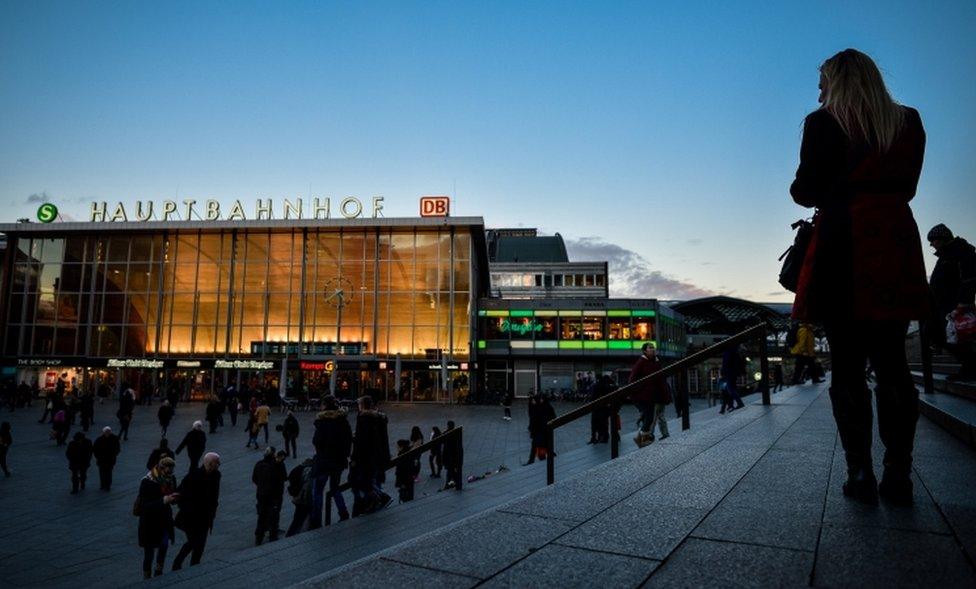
0, 395, 711, 587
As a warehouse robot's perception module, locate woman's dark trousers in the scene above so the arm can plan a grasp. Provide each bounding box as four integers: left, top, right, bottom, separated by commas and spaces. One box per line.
824, 320, 918, 480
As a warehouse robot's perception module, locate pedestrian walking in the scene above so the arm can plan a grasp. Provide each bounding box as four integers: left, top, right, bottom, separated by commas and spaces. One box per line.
66, 431, 93, 494
0, 422, 11, 477
285, 457, 315, 536
252, 448, 288, 545
441, 420, 463, 490
409, 426, 424, 481
589, 374, 615, 444
349, 395, 391, 516
524, 395, 554, 464
281, 410, 300, 458
92, 426, 121, 491
157, 401, 174, 437
395, 439, 415, 502
790, 49, 929, 505
790, 323, 820, 384
310, 396, 353, 527
205, 397, 222, 434
172, 452, 221, 570
245, 413, 260, 449
117, 386, 136, 441
79, 392, 95, 432
147, 438, 176, 471
629, 344, 671, 447
254, 401, 271, 445
175, 421, 207, 471
52, 409, 70, 446
926, 224, 976, 380
772, 364, 785, 393
720, 346, 746, 414
224, 384, 240, 427
502, 390, 513, 421
137, 456, 178, 579
428, 426, 443, 478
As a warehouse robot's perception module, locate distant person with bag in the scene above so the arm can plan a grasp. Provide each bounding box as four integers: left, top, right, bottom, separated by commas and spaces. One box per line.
136, 456, 178, 579
790, 323, 822, 384
926, 223, 976, 381
790, 49, 928, 506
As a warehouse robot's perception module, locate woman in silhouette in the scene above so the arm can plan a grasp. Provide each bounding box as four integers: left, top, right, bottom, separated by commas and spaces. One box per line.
791, 49, 927, 506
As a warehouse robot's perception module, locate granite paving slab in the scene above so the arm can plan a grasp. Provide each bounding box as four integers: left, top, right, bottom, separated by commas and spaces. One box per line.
642, 538, 813, 588
481, 543, 660, 588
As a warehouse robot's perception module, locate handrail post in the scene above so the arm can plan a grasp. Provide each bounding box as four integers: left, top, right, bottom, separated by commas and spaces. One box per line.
760, 325, 771, 405
545, 425, 555, 486
609, 401, 619, 459
325, 490, 333, 526
920, 321, 934, 395
455, 427, 463, 491
679, 369, 690, 431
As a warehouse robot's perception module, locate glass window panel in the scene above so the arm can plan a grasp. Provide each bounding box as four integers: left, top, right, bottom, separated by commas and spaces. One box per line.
40, 238, 65, 263
240, 293, 267, 322
107, 237, 130, 263
194, 325, 217, 353
7, 293, 26, 323
389, 293, 414, 325
5, 327, 21, 356
38, 263, 61, 294
312, 232, 340, 266
240, 260, 269, 291
609, 319, 631, 340
168, 293, 195, 324
361, 293, 376, 342
195, 264, 220, 290
128, 292, 153, 325
561, 318, 582, 340
11, 263, 29, 291
32, 326, 55, 355
313, 324, 337, 344
174, 233, 199, 264
453, 293, 470, 330
53, 327, 78, 355
340, 230, 367, 260
453, 261, 470, 291
194, 292, 220, 327
241, 231, 269, 260
101, 264, 126, 292
388, 326, 412, 356
172, 264, 199, 291
389, 231, 414, 261
124, 325, 148, 356
129, 237, 153, 262
583, 316, 606, 340
268, 233, 297, 265
24, 265, 40, 292
35, 292, 56, 323
267, 293, 294, 325
437, 231, 451, 260
167, 326, 192, 354
56, 294, 81, 323
632, 319, 654, 341
414, 292, 439, 325
387, 259, 414, 291
414, 325, 439, 355
197, 234, 223, 263
482, 317, 505, 340
64, 237, 87, 264
59, 264, 84, 292
415, 232, 439, 258
453, 232, 470, 260
414, 262, 442, 291
537, 316, 558, 340
451, 326, 470, 355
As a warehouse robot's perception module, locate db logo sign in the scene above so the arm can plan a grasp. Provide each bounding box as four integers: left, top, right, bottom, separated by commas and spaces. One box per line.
420, 196, 450, 217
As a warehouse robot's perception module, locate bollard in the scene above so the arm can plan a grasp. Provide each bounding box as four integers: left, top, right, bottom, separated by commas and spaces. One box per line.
325, 492, 333, 526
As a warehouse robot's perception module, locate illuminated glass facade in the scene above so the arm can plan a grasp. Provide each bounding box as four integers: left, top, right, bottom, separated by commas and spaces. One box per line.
0, 218, 486, 402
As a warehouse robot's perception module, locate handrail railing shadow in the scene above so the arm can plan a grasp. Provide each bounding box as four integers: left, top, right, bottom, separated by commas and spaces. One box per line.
545, 323, 771, 485
324, 426, 463, 525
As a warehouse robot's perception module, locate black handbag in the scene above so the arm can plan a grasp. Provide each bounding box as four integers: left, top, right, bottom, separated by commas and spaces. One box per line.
778, 218, 815, 292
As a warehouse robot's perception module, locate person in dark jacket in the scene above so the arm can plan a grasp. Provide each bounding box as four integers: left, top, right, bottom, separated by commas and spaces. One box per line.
394, 439, 414, 502
349, 396, 391, 516
629, 343, 672, 447
138, 456, 178, 579
223, 384, 239, 427
172, 452, 221, 570
524, 395, 556, 464
52, 409, 70, 446
175, 421, 207, 472
441, 420, 463, 490
309, 396, 353, 527
720, 345, 746, 414
0, 421, 12, 477
927, 224, 976, 379
65, 431, 93, 494
502, 390, 514, 421
205, 397, 222, 434
285, 457, 315, 536
790, 49, 928, 506
147, 438, 176, 471
252, 448, 288, 545
117, 386, 136, 441
157, 401, 174, 437
79, 391, 95, 432
92, 426, 121, 491
281, 410, 300, 459
428, 426, 443, 477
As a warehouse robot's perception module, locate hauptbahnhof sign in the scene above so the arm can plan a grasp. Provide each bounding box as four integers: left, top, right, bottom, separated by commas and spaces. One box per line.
88, 197, 387, 222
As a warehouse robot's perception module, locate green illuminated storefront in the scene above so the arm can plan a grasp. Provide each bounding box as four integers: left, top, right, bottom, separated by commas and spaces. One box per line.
476, 299, 685, 397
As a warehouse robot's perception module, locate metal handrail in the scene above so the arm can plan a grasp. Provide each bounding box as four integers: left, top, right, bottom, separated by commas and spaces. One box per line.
546, 323, 770, 485
324, 426, 463, 525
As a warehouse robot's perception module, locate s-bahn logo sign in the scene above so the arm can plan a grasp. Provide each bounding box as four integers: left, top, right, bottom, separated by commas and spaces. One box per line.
37, 203, 59, 223
88, 197, 387, 222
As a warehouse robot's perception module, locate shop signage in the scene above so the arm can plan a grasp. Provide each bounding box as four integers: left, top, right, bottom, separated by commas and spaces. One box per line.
427, 363, 460, 370
500, 319, 543, 335
107, 359, 165, 368
420, 196, 450, 217
17, 358, 64, 366
299, 360, 335, 372
89, 197, 386, 223
214, 359, 275, 370
176, 360, 202, 368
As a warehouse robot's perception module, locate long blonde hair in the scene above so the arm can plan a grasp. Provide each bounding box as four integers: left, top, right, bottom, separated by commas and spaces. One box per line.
819, 49, 905, 152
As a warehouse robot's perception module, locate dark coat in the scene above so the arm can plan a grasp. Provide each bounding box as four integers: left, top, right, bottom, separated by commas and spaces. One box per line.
282, 414, 300, 440
175, 429, 206, 459
351, 410, 390, 473
528, 400, 555, 447
252, 456, 287, 500
441, 428, 464, 469
205, 401, 222, 422
721, 349, 745, 381
118, 392, 135, 418
137, 476, 175, 548
92, 433, 121, 466
791, 107, 929, 321
146, 447, 175, 471
65, 438, 93, 470
312, 410, 353, 472
175, 468, 221, 533
628, 355, 671, 405
930, 237, 976, 317
158, 405, 174, 427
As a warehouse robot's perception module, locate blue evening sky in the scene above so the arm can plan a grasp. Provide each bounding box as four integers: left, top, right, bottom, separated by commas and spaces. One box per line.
1, 1, 974, 301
